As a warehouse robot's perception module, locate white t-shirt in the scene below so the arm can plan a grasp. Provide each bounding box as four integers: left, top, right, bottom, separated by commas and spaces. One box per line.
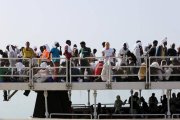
102, 48, 114, 63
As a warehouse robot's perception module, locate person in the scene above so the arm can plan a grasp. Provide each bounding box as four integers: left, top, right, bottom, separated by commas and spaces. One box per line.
170, 93, 177, 113
90, 49, 97, 63
23, 41, 34, 59
155, 38, 168, 57
33, 46, 38, 66
18, 47, 24, 58
149, 40, 158, 57
34, 62, 49, 83
64, 40, 73, 82
42, 44, 51, 64
126, 51, 137, 81
115, 63, 129, 82
4, 44, 10, 54
102, 42, 106, 50
49, 42, 62, 82
128, 92, 141, 114
148, 93, 158, 113
78, 41, 91, 81
133, 42, 143, 66
102, 42, 114, 65
113, 48, 117, 66
141, 97, 149, 114
72, 44, 79, 66
94, 59, 104, 82
144, 43, 152, 56
168, 43, 177, 56
37, 46, 44, 66
118, 42, 129, 66
138, 62, 146, 81
0, 49, 8, 65
160, 95, 167, 113
8, 45, 18, 75
0, 62, 11, 82
114, 95, 127, 114
158, 60, 173, 81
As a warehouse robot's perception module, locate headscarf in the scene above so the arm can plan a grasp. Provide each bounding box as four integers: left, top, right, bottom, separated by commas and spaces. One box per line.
40, 62, 47, 68
44, 44, 51, 52
33, 46, 37, 53
150, 62, 160, 69
9, 45, 15, 54
160, 60, 167, 66
161, 39, 167, 46
122, 42, 129, 49
133, 42, 142, 50
53, 41, 59, 48
148, 43, 152, 47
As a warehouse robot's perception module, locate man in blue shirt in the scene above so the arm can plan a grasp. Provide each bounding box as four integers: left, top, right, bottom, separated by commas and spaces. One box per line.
49, 42, 62, 82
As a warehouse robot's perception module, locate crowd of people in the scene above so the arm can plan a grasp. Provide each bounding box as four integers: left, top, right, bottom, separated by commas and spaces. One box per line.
96, 92, 180, 117
0, 38, 180, 82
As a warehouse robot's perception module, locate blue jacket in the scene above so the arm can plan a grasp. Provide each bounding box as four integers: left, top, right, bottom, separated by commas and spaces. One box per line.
155, 45, 168, 56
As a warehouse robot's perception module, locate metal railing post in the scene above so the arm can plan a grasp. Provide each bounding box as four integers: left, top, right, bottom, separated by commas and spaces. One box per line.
66, 58, 69, 88
130, 90, 133, 114
44, 90, 49, 118
70, 58, 72, 88
88, 90, 90, 106
69, 90, 72, 101
93, 90, 97, 119
149, 57, 151, 89
167, 89, 171, 118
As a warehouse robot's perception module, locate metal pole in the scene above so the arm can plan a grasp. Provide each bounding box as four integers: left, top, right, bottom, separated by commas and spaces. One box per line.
93, 90, 97, 119
69, 90, 72, 101
88, 90, 90, 106
149, 57, 151, 89
44, 90, 49, 118
139, 89, 142, 106
66, 59, 69, 87
167, 89, 171, 118
130, 90, 133, 114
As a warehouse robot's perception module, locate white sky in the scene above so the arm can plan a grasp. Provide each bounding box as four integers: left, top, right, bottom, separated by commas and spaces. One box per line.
0, 0, 180, 56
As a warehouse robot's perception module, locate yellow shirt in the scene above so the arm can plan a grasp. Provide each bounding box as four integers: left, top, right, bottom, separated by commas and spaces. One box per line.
23, 48, 34, 58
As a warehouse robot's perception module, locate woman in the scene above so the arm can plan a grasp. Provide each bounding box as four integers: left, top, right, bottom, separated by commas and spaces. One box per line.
159, 60, 173, 81
102, 42, 114, 65
118, 42, 129, 66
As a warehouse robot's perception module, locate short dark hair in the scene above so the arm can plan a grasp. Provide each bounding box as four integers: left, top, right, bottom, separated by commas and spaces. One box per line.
153, 40, 158, 44
66, 40, 71, 44
136, 40, 141, 43
80, 41, 86, 45
102, 42, 105, 46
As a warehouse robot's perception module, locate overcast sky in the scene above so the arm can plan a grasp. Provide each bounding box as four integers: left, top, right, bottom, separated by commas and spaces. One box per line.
0, 0, 180, 56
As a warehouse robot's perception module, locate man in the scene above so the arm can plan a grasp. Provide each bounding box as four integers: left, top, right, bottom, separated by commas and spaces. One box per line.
5, 44, 10, 54
149, 40, 158, 56
0, 49, 8, 66
49, 42, 62, 82
64, 40, 73, 82
23, 41, 34, 59
90, 49, 97, 63
72, 44, 79, 66
144, 43, 152, 56
168, 43, 177, 56
128, 92, 141, 114
33, 46, 38, 66
78, 41, 91, 80
148, 93, 158, 113
155, 38, 168, 56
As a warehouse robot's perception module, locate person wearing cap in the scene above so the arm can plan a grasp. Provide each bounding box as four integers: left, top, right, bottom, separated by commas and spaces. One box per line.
78, 41, 91, 80
49, 42, 62, 82
155, 38, 168, 57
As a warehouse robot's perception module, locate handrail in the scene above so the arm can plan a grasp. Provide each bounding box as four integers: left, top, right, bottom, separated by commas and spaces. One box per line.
172, 114, 180, 119
72, 104, 86, 106
50, 113, 92, 119
98, 114, 166, 119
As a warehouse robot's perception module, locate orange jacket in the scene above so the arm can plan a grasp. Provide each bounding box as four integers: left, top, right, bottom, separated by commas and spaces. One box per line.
42, 49, 51, 61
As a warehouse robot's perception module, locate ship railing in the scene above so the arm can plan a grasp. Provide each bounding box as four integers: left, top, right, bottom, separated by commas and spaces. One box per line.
70, 56, 148, 89
149, 56, 180, 89
50, 113, 92, 119
172, 114, 180, 119
98, 114, 166, 119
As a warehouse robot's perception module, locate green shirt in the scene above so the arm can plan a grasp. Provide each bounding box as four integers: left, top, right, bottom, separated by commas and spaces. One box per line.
0, 68, 11, 82
80, 47, 91, 57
